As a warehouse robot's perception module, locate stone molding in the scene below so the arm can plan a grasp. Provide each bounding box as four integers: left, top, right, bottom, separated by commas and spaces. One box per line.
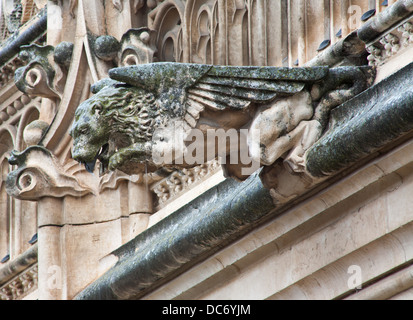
366, 17, 413, 66
151, 159, 220, 208
0, 93, 37, 127
75, 170, 276, 300
0, 56, 25, 87
357, 0, 413, 43
0, 244, 38, 301
144, 138, 413, 300
0, 264, 38, 300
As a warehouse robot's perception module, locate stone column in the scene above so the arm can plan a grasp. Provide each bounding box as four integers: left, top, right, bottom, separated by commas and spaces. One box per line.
37, 197, 64, 300
127, 181, 153, 240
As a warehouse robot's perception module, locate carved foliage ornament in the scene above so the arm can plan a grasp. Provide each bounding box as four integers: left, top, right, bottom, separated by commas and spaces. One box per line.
367, 20, 413, 67
0, 264, 38, 301
6, 26, 156, 201
14, 42, 74, 99
70, 62, 375, 182
6, 146, 93, 200
94, 28, 157, 66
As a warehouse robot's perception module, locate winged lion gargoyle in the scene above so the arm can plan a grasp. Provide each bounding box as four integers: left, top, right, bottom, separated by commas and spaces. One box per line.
70, 62, 375, 181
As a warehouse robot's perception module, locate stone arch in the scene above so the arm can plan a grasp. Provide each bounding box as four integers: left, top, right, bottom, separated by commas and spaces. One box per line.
151, 0, 185, 62
16, 105, 40, 151
0, 129, 13, 260
0, 125, 16, 161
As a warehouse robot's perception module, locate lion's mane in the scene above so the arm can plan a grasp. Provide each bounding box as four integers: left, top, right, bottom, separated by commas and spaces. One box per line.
99, 86, 165, 142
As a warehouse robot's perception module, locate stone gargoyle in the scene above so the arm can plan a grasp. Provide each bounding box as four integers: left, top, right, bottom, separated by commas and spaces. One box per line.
70, 62, 375, 181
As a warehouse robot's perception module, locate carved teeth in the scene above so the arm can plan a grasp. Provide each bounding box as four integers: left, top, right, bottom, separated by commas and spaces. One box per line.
97, 144, 109, 160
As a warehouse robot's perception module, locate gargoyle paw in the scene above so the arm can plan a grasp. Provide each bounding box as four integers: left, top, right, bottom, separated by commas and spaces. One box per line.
109, 153, 124, 171
284, 154, 306, 173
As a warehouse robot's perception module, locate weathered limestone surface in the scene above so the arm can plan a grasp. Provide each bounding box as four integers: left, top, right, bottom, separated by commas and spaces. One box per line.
307, 61, 413, 177
75, 170, 275, 300
2, 0, 413, 301
75, 60, 413, 300
141, 123, 413, 300
70, 62, 374, 183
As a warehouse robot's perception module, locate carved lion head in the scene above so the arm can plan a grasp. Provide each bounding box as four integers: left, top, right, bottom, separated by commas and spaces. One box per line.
70, 83, 159, 174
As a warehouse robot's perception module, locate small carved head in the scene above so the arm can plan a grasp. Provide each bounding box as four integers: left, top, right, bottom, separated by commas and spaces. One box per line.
70, 82, 159, 174
70, 92, 110, 166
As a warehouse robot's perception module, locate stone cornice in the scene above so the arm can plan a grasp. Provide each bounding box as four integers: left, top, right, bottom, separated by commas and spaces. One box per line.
0, 9, 47, 67
0, 244, 38, 300
358, 0, 413, 43
0, 264, 38, 300
0, 244, 37, 287
75, 172, 276, 300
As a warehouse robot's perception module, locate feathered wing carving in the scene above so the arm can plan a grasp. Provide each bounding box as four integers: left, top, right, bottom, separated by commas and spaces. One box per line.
184, 65, 329, 129
71, 62, 374, 180
108, 62, 329, 130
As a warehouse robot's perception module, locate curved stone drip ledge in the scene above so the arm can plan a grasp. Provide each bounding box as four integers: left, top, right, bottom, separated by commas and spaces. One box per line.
75, 171, 276, 300
0, 9, 47, 67
75, 61, 413, 300
0, 245, 38, 300
0, 244, 38, 287
358, 0, 413, 43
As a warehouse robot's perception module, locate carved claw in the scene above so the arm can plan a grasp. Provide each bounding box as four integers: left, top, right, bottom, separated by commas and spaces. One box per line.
109, 152, 125, 171
108, 142, 152, 172
284, 154, 306, 173
7, 150, 20, 166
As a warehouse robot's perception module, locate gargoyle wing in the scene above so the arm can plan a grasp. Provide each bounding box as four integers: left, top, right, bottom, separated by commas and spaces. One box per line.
108, 62, 329, 129
108, 62, 211, 119
184, 65, 328, 128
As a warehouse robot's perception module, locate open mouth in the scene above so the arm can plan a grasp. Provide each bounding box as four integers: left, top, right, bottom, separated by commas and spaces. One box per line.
83, 143, 109, 176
